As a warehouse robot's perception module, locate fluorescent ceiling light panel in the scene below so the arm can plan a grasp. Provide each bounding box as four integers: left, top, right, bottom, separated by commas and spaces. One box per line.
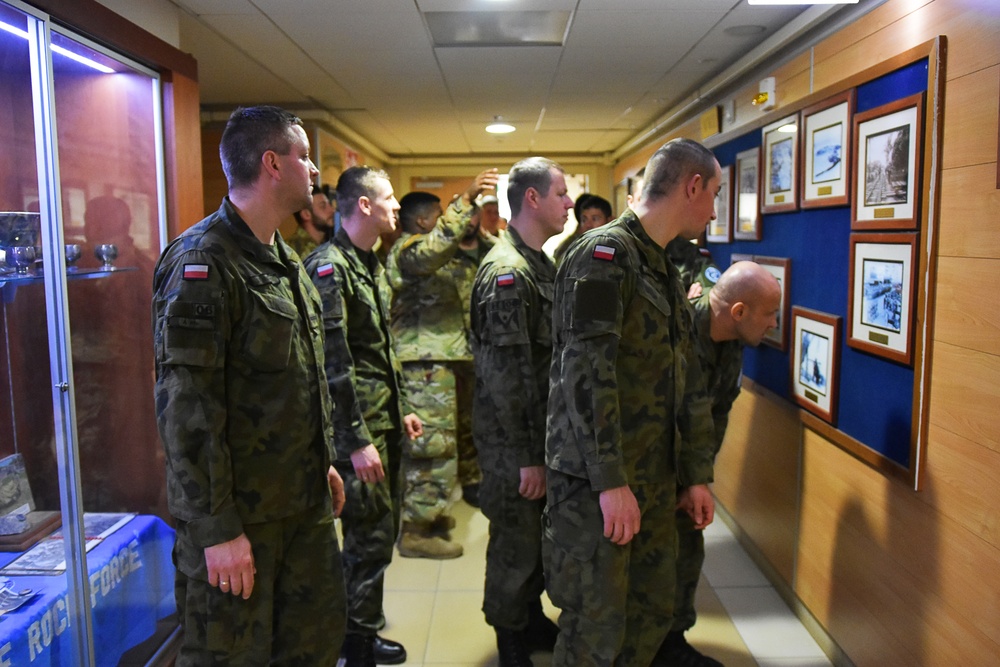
425, 11, 570, 47
748, 1, 858, 4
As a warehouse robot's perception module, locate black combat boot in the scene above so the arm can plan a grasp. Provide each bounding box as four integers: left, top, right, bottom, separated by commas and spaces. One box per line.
651, 630, 724, 667
523, 599, 559, 653
341, 632, 377, 667
495, 626, 534, 667
373, 634, 406, 665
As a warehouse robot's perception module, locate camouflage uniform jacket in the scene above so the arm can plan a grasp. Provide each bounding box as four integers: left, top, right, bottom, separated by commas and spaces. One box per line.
545, 209, 716, 490
385, 199, 496, 362
304, 226, 406, 459
470, 226, 555, 481
152, 198, 332, 550
666, 237, 720, 295
286, 225, 321, 260
693, 297, 743, 456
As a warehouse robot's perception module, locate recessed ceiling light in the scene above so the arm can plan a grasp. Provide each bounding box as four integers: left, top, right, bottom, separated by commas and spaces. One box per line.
485, 118, 515, 134
749, 1, 857, 4
724, 25, 767, 36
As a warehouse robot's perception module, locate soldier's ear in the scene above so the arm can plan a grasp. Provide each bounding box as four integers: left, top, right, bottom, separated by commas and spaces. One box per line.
524, 187, 540, 210
358, 195, 372, 216
731, 301, 746, 321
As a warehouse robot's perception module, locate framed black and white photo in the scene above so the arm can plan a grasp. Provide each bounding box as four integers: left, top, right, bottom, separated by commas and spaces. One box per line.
754, 256, 791, 351
706, 164, 733, 243
851, 92, 924, 230
790, 306, 841, 424
848, 232, 917, 365
801, 89, 854, 208
762, 115, 799, 213
734, 147, 761, 241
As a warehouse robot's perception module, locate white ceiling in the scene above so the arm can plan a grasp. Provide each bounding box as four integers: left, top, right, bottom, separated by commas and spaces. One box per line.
171, 0, 852, 158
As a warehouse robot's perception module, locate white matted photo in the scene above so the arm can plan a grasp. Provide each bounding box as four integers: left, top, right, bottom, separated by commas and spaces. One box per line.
801, 89, 854, 208
790, 306, 841, 424
762, 114, 799, 213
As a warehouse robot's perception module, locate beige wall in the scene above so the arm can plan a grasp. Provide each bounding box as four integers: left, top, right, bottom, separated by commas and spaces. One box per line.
614, 0, 999, 663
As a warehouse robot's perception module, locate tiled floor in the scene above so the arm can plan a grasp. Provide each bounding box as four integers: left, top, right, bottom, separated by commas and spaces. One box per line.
378, 500, 832, 667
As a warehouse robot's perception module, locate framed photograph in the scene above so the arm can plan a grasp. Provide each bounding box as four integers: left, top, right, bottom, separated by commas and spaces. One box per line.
801, 89, 855, 208
847, 232, 918, 365
761, 115, 799, 213
706, 164, 733, 243
754, 256, 791, 351
734, 147, 761, 241
790, 307, 841, 424
851, 92, 925, 230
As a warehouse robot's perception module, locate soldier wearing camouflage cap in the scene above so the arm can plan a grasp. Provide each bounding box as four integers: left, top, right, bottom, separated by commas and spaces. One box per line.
152, 105, 347, 665
384, 169, 498, 558
303, 166, 423, 667
470, 157, 574, 665
544, 138, 722, 666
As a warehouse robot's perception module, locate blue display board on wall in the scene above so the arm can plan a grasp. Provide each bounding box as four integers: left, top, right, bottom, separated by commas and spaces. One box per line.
706, 59, 929, 469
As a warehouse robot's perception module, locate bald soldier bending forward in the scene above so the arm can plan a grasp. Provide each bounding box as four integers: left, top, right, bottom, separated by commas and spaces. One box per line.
653, 260, 781, 667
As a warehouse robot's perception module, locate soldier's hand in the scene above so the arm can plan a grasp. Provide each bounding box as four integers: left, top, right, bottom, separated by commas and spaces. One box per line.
682, 484, 715, 529
403, 413, 423, 440
351, 444, 385, 483
687, 282, 703, 299
463, 168, 500, 204
328, 465, 346, 517
599, 486, 641, 545
518, 465, 546, 500
205, 533, 255, 600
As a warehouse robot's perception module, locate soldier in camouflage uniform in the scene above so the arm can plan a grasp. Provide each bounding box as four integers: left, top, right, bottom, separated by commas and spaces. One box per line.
304, 166, 422, 667
544, 138, 723, 667
288, 185, 335, 258
152, 106, 347, 666
470, 158, 573, 666
384, 169, 498, 558
652, 261, 781, 667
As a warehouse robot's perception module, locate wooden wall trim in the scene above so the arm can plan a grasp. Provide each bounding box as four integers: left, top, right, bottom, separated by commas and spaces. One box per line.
23, 0, 197, 80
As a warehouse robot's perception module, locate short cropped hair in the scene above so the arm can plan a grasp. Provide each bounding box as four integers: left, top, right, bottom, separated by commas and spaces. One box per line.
398, 191, 441, 233
220, 106, 302, 191
642, 138, 716, 202
507, 157, 563, 218
335, 166, 391, 219
579, 194, 612, 219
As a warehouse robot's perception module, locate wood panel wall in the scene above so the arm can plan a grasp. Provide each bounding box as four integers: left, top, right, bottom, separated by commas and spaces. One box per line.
621, 0, 1000, 664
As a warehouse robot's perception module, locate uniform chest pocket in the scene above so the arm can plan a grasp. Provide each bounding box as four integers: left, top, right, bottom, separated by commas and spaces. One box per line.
241, 288, 298, 372
620, 277, 674, 360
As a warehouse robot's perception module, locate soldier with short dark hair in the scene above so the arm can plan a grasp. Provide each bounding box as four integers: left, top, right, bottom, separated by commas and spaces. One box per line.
544, 138, 722, 666
304, 165, 422, 667
152, 105, 347, 665
471, 157, 573, 666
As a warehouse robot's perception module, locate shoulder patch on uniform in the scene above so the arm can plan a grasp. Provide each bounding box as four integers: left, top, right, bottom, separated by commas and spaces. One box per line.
705, 266, 721, 284
496, 272, 515, 287
592, 244, 616, 261
317, 263, 334, 277
183, 263, 209, 280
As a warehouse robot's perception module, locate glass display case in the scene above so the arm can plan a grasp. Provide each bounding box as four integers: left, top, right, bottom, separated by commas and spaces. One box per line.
0, 1, 178, 663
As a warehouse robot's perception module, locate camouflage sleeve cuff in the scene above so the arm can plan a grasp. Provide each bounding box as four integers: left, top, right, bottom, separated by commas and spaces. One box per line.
516, 449, 545, 469
677, 446, 715, 487
586, 461, 628, 492
184, 507, 244, 548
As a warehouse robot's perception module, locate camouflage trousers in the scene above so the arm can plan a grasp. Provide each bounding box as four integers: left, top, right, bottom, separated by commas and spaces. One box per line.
542, 470, 678, 667
671, 508, 704, 632
480, 471, 546, 629
335, 428, 402, 635
174, 502, 346, 666
400, 361, 478, 528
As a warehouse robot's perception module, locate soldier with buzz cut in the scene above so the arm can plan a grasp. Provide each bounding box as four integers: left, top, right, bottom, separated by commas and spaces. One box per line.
304, 165, 422, 667
385, 168, 498, 559
543, 138, 722, 667
152, 105, 347, 665
470, 157, 574, 666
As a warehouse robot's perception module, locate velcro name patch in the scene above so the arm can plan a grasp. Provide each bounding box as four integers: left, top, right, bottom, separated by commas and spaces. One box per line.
183, 264, 209, 280
592, 245, 616, 261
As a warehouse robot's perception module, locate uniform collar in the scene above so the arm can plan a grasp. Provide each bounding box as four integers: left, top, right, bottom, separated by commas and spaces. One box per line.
505, 226, 554, 277
220, 197, 296, 272
618, 209, 673, 278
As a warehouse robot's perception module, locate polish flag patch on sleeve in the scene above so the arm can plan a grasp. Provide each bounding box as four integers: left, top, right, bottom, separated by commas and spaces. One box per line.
496, 273, 515, 287
592, 244, 616, 261
183, 263, 210, 280
317, 263, 334, 278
